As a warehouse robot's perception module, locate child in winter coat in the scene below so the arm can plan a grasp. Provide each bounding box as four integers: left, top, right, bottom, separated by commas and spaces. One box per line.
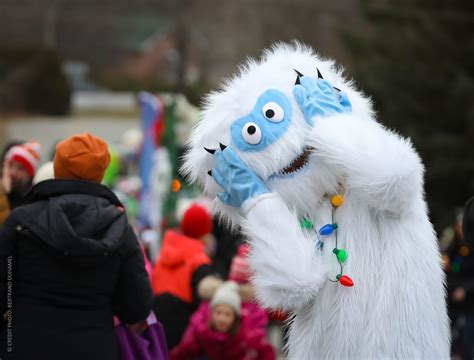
192, 244, 269, 335
170, 281, 275, 360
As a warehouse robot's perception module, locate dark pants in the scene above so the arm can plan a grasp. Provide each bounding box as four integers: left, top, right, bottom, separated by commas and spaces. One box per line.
463, 314, 474, 360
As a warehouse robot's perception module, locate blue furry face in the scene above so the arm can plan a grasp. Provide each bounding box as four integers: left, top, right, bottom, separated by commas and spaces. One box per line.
231, 89, 292, 152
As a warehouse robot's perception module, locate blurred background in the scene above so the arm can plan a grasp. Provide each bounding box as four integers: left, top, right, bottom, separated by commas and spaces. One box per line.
0, 0, 473, 357
0, 0, 472, 231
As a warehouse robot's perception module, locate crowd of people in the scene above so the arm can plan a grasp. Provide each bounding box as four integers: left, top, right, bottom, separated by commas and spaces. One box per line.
0, 132, 472, 359
442, 201, 474, 359
0, 133, 281, 359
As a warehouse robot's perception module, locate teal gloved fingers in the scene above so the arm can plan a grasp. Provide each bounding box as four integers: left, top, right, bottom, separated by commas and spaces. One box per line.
222, 146, 270, 198
217, 191, 241, 207
211, 165, 227, 190
317, 79, 352, 113
303, 77, 343, 114
293, 85, 313, 125
212, 160, 241, 207
211, 147, 270, 207
315, 78, 335, 95
213, 150, 230, 181
293, 84, 307, 105
221, 146, 249, 167
294, 75, 352, 125
339, 91, 352, 113
300, 76, 321, 96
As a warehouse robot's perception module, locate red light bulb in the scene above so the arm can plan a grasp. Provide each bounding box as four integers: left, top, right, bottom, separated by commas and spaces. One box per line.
338, 275, 354, 287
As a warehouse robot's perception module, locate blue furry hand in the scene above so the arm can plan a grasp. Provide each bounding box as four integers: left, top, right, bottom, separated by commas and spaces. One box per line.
293, 76, 352, 125
212, 147, 270, 207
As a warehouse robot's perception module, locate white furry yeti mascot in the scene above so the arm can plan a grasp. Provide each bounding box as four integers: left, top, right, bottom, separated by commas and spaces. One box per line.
183, 43, 450, 359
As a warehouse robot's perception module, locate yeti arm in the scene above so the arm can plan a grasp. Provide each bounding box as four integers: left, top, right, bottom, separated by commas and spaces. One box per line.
241, 193, 328, 311
310, 115, 424, 214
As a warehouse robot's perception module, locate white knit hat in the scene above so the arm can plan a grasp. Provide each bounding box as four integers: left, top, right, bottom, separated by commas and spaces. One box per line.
211, 281, 241, 315
33, 161, 54, 185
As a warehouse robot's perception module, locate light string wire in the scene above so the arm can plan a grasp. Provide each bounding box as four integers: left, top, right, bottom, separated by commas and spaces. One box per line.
329, 205, 344, 282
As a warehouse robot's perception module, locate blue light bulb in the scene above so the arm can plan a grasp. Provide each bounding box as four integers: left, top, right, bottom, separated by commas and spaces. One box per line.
319, 223, 338, 236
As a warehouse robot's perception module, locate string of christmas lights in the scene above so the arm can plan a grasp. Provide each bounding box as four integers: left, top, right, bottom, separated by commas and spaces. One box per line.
300, 194, 354, 287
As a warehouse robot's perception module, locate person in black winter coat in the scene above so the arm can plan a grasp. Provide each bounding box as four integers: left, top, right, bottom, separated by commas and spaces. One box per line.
0, 133, 153, 360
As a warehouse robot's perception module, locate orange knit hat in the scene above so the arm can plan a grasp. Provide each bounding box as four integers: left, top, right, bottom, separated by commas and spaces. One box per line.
54, 133, 111, 183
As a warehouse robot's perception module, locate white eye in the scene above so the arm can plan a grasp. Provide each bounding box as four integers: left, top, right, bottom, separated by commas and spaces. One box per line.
262, 102, 284, 122
241, 122, 262, 145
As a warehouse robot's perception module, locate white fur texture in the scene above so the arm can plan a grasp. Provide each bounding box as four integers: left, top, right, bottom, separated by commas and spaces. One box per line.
182, 43, 450, 359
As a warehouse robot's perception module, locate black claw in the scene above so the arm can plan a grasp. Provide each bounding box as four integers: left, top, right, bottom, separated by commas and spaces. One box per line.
317, 68, 324, 79
219, 143, 227, 151
294, 69, 303, 85
204, 147, 216, 154
333, 86, 341, 92
294, 69, 304, 77
207, 170, 212, 176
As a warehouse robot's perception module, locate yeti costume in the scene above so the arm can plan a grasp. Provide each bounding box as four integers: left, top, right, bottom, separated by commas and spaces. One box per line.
183, 43, 450, 359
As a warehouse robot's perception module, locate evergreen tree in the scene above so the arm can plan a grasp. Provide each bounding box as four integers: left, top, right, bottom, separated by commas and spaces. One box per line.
343, 0, 474, 230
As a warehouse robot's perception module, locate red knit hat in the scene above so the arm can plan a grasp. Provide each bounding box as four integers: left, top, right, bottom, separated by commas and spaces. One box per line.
5, 142, 41, 178
181, 204, 213, 239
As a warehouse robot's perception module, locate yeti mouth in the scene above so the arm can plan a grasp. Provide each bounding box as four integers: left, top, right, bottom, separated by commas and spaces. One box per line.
277, 146, 314, 176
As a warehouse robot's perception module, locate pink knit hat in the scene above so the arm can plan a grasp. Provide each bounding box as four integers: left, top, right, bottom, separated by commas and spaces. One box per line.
229, 244, 252, 284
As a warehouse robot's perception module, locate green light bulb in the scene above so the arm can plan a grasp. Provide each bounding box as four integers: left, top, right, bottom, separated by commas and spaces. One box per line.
333, 248, 348, 263
300, 218, 313, 229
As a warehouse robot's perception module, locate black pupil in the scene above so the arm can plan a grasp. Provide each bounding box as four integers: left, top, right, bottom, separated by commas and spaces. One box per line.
265, 109, 275, 118
247, 125, 256, 135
